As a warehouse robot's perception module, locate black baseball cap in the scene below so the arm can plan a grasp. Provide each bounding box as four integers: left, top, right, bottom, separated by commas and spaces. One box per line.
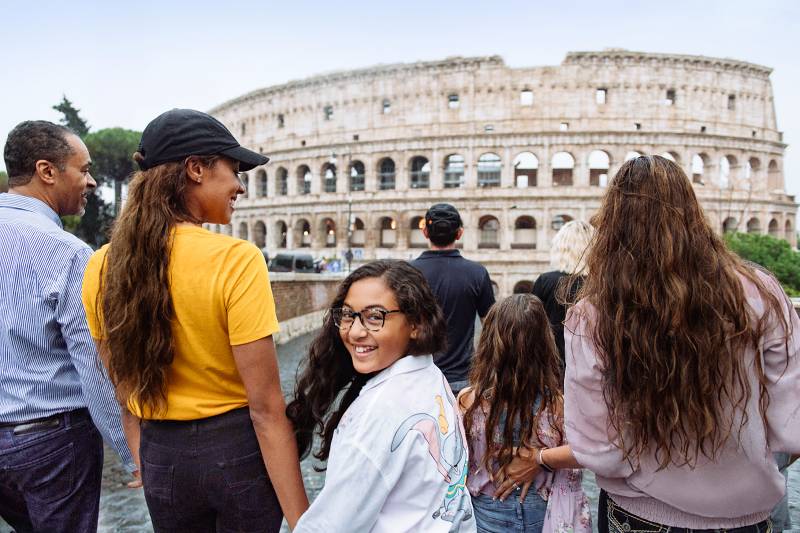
136, 109, 268, 171
425, 203, 463, 238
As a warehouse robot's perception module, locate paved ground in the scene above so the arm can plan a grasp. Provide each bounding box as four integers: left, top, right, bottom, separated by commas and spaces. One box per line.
1, 331, 797, 532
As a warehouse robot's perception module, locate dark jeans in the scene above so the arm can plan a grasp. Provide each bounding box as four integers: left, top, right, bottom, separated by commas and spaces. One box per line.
140, 406, 283, 533
607, 496, 772, 533
0, 408, 103, 533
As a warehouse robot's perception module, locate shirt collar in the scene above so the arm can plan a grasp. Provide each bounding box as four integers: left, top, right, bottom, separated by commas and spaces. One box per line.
362, 354, 434, 393
0, 193, 63, 228
418, 249, 461, 259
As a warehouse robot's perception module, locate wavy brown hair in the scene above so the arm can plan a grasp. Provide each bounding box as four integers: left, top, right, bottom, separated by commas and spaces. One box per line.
99, 154, 215, 417
463, 294, 564, 474
571, 155, 790, 469
286, 260, 446, 465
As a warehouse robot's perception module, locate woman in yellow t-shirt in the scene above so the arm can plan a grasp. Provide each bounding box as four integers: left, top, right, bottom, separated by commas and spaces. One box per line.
81, 109, 308, 532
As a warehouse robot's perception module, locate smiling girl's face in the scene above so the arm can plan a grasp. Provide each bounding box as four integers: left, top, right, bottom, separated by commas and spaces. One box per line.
338, 276, 417, 374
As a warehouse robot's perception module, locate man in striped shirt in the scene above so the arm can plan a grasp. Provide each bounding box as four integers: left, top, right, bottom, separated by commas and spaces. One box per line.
0, 121, 135, 533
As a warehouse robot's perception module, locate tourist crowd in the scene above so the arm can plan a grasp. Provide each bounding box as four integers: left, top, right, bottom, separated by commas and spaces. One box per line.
1, 110, 798, 533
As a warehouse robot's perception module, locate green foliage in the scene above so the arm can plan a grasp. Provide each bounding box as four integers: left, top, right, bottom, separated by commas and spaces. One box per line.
724, 232, 800, 296
83, 128, 140, 185
0, 171, 7, 193
52, 96, 89, 136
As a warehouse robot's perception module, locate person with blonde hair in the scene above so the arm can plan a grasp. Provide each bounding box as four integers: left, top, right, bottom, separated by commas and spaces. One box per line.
531, 220, 594, 365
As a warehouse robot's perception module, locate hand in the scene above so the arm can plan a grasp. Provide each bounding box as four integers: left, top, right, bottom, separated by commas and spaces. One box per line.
492, 451, 541, 502
126, 469, 142, 489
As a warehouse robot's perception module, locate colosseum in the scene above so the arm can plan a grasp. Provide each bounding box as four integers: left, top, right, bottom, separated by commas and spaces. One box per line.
207, 49, 796, 295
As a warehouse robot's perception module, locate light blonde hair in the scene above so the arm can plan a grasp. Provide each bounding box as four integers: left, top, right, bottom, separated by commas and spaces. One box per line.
550, 220, 594, 274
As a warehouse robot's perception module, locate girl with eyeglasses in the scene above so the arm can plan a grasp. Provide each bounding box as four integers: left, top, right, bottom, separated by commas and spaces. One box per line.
458, 294, 591, 533
287, 260, 476, 532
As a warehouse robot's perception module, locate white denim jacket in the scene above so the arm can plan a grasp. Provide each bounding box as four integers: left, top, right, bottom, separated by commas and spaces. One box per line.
295, 355, 476, 533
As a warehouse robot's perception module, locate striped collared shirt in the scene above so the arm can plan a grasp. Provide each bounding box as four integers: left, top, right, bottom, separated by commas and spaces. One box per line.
0, 192, 134, 471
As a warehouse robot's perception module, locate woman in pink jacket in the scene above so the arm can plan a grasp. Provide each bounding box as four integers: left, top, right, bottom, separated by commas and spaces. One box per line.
563, 155, 799, 532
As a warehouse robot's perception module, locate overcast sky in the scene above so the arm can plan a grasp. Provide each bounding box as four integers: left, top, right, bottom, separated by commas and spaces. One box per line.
2, 0, 798, 195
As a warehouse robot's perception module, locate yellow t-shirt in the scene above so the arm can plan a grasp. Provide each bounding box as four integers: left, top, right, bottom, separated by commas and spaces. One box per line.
82, 225, 279, 420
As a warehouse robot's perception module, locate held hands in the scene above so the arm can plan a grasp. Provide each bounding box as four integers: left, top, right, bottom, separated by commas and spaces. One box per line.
491, 448, 542, 503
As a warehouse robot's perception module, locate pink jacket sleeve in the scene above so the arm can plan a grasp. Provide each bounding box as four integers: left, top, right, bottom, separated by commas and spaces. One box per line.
563, 301, 635, 479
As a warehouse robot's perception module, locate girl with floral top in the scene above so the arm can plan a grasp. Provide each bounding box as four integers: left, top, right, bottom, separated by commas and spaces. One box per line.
458, 294, 591, 533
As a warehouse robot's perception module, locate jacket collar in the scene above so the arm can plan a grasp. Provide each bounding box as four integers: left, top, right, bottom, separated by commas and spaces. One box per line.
361, 354, 434, 393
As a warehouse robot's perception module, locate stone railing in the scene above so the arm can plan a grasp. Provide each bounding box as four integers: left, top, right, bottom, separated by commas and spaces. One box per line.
270, 272, 346, 345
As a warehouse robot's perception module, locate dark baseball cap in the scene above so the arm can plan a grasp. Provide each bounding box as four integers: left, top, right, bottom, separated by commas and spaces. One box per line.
425, 203, 463, 237
136, 109, 268, 171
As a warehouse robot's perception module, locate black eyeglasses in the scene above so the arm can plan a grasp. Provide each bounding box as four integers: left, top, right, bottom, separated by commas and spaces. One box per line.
331, 307, 403, 332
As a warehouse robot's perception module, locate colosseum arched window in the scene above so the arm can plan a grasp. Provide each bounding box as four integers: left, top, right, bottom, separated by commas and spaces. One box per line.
382, 99, 391, 114
514, 152, 538, 188
410, 216, 427, 248
786, 219, 794, 240
321, 218, 336, 247
276, 167, 288, 196
297, 165, 312, 195
349, 161, 366, 192
512, 216, 537, 249
323, 163, 337, 193
768, 160, 781, 190
238, 221, 249, 240
351, 218, 365, 246
379, 217, 397, 248
477, 153, 502, 188
520, 89, 533, 106
551, 152, 574, 187
255, 170, 267, 198
551, 214, 573, 232
769, 219, 780, 237
478, 216, 500, 249
240, 172, 249, 198
410, 157, 430, 189
692, 154, 709, 185
253, 221, 267, 249
378, 158, 396, 190
722, 217, 738, 233
719, 155, 738, 189
275, 220, 287, 248
295, 219, 311, 247
444, 154, 465, 189
746, 218, 761, 234
588, 150, 611, 187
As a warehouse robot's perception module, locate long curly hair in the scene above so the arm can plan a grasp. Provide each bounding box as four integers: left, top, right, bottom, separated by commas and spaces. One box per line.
99, 155, 214, 418
286, 260, 446, 464
463, 294, 564, 473
572, 155, 790, 469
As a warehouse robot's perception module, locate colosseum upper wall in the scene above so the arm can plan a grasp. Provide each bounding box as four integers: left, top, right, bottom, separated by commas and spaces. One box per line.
206, 49, 795, 296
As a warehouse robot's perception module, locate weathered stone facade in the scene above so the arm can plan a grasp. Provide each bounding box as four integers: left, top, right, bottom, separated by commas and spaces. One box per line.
206, 50, 796, 295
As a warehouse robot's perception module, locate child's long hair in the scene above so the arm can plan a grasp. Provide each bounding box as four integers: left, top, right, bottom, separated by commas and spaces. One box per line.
286, 260, 446, 464
464, 294, 564, 474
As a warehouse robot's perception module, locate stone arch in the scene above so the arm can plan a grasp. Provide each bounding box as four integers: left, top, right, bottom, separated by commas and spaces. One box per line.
322, 163, 337, 193
297, 165, 312, 195
274, 220, 288, 248
786, 219, 793, 241
478, 215, 500, 249
551, 151, 574, 187
255, 169, 267, 198
719, 155, 737, 189
295, 218, 311, 247
513, 152, 538, 188
320, 217, 336, 247
443, 154, 465, 189
768, 218, 780, 237
477, 152, 502, 188
240, 172, 250, 198
351, 217, 366, 246
349, 160, 365, 192
722, 217, 738, 234
768, 160, 781, 190
378, 216, 397, 248
550, 213, 574, 232
378, 157, 396, 190
409, 215, 427, 248
588, 150, 611, 187
660, 151, 680, 164
746, 217, 761, 234
275, 167, 288, 196
512, 216, 537, 249
252, 221, 267, 249
409, 156, 430, 189
692, 153, 709, 184
238, 221, 249, 240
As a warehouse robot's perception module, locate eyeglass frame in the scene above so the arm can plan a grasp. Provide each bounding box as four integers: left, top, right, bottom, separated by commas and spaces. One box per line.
330, 307, 404, 332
